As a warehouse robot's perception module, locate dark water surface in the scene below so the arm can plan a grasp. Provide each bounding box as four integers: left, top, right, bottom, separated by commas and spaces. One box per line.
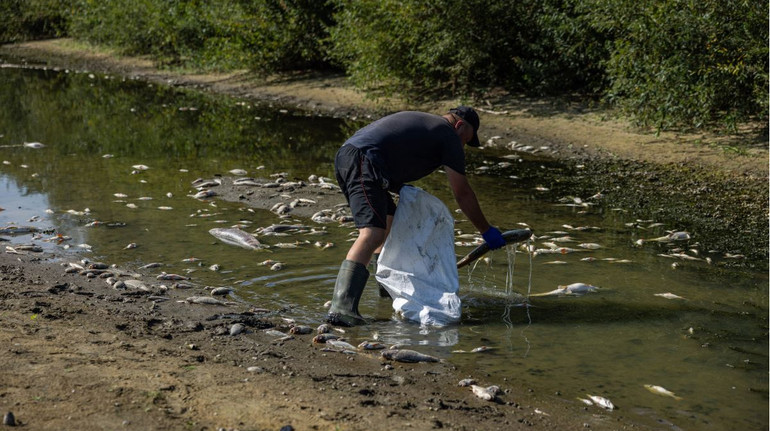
0, 64, 767, 430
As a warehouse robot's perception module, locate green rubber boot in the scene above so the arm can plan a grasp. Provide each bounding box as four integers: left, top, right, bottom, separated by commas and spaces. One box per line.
372, 253, 392, 298
327, 260, 369, 326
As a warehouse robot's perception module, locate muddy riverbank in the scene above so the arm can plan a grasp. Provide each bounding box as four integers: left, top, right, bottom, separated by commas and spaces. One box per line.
0, 38, 767, 431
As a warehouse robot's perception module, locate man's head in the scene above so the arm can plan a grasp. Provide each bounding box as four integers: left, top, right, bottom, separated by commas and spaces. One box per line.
449, 106, 480, 147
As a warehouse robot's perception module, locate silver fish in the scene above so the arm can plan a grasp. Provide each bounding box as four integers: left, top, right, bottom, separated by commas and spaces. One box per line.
185, 296, 226, 305
654, 292, 686, 300
644, 384, 682, 400
157, 272, 190, 280
587, 394, 615, 410
531, 282, 599, 297
381, 349, 440, 363
470, 385, 500, 401
357, 341, 386, 350
230, 323, 245, 336
326, 339, 358, 350
210, 287, 233, 296
209, 227, 264, 250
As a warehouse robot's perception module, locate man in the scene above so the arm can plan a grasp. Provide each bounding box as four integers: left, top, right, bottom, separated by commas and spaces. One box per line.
328, 106, 506, 326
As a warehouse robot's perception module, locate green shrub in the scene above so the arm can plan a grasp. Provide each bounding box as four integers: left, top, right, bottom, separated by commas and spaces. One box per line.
587, 0, 768, 131
0, 0, 71, 43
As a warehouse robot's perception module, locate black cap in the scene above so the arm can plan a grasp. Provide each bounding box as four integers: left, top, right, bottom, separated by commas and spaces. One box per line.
449, 106, 481, 147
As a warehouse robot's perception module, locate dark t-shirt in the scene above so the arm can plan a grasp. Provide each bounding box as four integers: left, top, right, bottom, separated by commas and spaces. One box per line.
343, 111, 465, 191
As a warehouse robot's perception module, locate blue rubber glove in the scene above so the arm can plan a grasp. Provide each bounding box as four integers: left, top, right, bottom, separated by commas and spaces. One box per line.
482, 226, 506, 250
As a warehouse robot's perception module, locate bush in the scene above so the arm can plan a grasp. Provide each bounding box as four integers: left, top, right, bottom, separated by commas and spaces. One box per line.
0, 0, 71, 43
328, 0, 608, 98
587, 0, 768, 130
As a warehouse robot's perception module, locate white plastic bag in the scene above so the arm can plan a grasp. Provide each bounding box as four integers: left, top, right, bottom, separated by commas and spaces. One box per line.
375, 186, 460, 326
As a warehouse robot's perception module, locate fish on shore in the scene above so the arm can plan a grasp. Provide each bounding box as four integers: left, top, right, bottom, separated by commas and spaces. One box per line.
381, 348, 440, 363
470, 385, 500, 401
654, 292, 686, 300
209, 227, 265, 250
586, 394, 615, 410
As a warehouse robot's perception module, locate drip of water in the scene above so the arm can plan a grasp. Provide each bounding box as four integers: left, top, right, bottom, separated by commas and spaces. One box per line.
501, 238, 534, 357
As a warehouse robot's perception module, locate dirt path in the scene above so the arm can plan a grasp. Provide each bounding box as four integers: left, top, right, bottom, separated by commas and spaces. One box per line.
0, 38, 767, 431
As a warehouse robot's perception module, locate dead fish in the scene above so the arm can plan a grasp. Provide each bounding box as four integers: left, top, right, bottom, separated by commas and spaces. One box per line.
265, 329, 289, 338
643, 384, 682, 400
458, 378, 477, 387
132, 164, 149, 171
209, 227, 264, 250
193, 189, 217, 199
289, 325, 314, 335
650, 231, 691, 242
23, 141, 45, 149
229, 169, 248, 176
14, 244, 43, 252
471, 385, 500, 401
233, 178, 261, 186
654, 292, 686, 300
312, 333, 340, 343
185, 296, 226, 305
191, 178, 221, 188
157, 206, 173, 211
0, 226, 40, 235
530, 282, 600, 297
316, 324, 331, 334
140, 262, 162, 269
578, 243, 602, 249
452, 346, 494, 353
124, 243, 137, 249
230, 323, 245, 336
269, 262, 284, 271
123, 279, 149, 291
326, 339, 358, 351
381, 349, 440, 363
157, 272, 190, 281
586, 394, 615, 410
357, 341, 386, 350
210, 287, 233, 296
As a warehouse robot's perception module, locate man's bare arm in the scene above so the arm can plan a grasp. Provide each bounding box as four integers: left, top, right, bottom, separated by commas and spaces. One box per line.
445, 166, 491, 234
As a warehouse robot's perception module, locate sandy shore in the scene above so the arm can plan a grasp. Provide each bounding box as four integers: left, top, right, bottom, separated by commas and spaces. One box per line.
0, 38, 767, 430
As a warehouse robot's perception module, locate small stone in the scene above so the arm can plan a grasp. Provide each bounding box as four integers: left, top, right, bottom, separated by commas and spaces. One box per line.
280, 426, 294, 431
3, 412, 15, 426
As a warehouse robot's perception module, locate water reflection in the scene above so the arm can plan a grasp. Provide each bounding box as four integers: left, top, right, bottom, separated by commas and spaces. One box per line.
0, 63, 766, 431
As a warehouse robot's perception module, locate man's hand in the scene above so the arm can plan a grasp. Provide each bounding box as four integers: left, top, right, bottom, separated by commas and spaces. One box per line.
482, 226, 506, 250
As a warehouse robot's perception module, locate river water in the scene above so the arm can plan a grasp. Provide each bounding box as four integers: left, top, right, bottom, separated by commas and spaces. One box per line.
0, 64, 767, 430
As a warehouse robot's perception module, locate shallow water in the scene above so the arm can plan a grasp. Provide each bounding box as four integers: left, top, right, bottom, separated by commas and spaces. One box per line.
0, 64, 767, 430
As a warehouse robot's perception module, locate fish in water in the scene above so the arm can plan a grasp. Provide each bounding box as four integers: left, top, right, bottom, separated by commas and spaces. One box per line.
381, 349, 440, 363
654, 292, 686, 300
644, 384, 682, 400
209, 227, 264, 250
530, 282, 600, 297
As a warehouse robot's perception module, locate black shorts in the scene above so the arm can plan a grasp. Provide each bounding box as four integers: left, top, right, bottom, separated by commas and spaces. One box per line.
334, 145, 396, 229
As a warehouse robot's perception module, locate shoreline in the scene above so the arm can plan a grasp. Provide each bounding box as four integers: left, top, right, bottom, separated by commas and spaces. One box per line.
0, 38, 767, 430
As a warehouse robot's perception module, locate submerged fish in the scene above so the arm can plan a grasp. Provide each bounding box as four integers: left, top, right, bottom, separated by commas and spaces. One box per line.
209, 227, 264, 250
530, 282, 600, 297
381, 349, 439, 363
644, 384, 682, 400
654, 292, 686, 300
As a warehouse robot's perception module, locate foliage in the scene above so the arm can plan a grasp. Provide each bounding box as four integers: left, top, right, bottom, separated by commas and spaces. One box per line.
0, 0, 71, 43
2, 0, 767, 131
586, 0, 768, 131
